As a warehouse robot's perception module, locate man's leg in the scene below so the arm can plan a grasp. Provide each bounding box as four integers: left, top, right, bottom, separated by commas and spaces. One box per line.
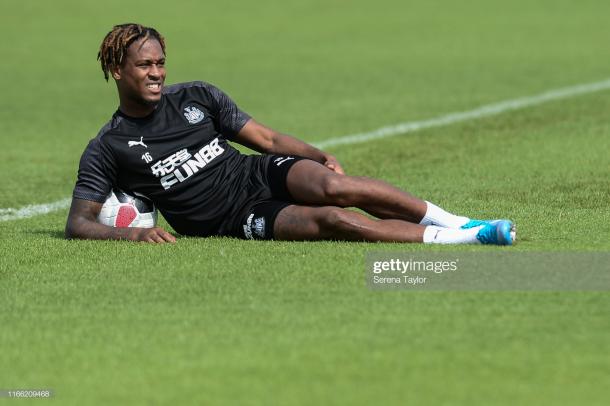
273, 205, 494, 244
274, 205, 425, 242
285, 159, 469, 227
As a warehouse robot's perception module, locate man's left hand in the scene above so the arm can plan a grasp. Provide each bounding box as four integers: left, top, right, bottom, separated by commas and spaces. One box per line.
324, 155, 345, 175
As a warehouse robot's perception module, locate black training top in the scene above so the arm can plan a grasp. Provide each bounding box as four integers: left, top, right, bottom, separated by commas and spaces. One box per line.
73, 81, 269, 236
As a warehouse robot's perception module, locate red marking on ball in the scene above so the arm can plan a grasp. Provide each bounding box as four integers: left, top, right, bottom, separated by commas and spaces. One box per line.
115, 205, 137, 227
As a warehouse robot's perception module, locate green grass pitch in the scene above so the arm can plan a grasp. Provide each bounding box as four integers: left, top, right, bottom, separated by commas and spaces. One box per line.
1, 0, 609, 404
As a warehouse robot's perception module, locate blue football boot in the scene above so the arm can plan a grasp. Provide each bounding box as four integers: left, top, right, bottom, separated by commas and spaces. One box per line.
460, 219, 504, 229
473, 220, 516, 245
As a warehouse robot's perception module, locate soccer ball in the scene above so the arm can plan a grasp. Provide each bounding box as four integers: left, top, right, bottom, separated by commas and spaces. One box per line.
97, 189, 157, 228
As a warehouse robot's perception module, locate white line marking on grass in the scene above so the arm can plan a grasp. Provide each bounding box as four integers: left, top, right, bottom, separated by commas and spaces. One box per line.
0, 198, 72, 222
2, 78, 610, 222
314, 78, 610, 149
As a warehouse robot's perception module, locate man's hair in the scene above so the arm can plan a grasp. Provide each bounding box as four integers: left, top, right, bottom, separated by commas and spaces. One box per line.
97, 23, 166, 81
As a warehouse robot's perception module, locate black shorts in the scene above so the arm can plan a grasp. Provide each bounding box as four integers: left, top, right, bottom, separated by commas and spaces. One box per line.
232, 155, 307, 240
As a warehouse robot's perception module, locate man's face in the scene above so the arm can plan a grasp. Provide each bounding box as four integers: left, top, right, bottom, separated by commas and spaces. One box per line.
114, 38, 166, 107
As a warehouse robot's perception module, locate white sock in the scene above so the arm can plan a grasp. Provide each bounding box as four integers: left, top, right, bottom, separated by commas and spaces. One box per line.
419, 201, 469, 229
423, 225, 482, 244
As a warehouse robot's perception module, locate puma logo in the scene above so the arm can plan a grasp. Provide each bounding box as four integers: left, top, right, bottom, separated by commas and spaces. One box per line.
128, 136, 148, 149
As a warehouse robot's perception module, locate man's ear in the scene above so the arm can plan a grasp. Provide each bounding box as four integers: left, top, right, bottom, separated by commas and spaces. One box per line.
111, 65, 121, 81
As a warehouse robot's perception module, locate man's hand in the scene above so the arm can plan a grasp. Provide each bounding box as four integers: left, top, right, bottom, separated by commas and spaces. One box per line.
128, 227, 176, 243
323, 155, 345, 175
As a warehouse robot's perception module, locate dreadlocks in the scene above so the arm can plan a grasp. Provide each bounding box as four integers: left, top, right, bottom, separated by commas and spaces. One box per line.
97, 23, 166, 81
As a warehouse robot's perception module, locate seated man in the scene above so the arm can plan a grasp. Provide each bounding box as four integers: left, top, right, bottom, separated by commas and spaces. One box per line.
65, 23, 516, 245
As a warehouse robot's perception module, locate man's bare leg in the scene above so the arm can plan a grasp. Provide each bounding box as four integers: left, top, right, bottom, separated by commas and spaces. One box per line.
273, 205, 426, 241
285, 160, 468, 226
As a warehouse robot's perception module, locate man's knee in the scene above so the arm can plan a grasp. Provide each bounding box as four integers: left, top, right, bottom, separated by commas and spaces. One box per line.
321, 175, 375, 206
320, 174, 359, 204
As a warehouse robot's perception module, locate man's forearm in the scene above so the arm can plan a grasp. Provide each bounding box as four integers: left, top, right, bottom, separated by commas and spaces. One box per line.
267, 133, 330, 163
65, 197, 176, 243
65, 215, 136, 240
66, 216, 175, 243
234, 120, 343, 173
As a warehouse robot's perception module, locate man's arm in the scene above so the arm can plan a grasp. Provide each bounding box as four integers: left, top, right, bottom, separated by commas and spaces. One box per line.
65, 198, 176, 243
233, 119, 344, 174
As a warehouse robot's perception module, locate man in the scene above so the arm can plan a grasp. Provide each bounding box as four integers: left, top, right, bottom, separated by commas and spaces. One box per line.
65, 23, 516, 245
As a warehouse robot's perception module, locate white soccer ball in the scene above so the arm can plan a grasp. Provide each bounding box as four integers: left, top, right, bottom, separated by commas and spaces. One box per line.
97, 189, 157, 228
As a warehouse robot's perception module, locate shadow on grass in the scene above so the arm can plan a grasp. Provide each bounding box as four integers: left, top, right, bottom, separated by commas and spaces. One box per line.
29, 229, 185, 241
31, 229, 65, 239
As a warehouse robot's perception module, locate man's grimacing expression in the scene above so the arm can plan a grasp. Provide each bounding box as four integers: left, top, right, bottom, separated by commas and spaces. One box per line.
113, 38, 166, 107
